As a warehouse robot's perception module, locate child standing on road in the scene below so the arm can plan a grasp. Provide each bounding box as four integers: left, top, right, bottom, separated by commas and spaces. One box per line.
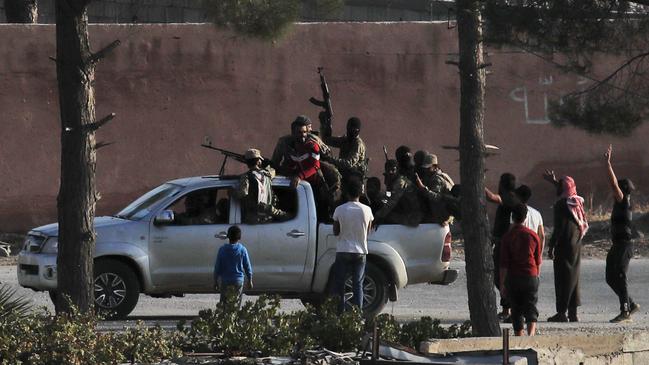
213, 225, 253, 307
500, 204, 542, 336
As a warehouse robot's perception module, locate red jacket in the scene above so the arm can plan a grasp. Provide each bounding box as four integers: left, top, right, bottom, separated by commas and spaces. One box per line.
288, 139, 320, 184
500, 224, 542, 277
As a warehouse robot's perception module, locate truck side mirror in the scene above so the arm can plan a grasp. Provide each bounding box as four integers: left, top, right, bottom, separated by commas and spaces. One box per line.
154, 210, 175, 225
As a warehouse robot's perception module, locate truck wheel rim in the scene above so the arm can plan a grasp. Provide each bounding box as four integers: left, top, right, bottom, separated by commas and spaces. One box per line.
94, 273, 126, 309
345, 276, 377, 309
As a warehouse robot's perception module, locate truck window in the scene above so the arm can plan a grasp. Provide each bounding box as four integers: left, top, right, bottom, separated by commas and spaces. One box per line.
272, 186, 298, 222
166, 187, 230, 225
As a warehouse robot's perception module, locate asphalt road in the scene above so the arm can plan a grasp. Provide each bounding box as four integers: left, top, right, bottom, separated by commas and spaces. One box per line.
2, 259, 649, 332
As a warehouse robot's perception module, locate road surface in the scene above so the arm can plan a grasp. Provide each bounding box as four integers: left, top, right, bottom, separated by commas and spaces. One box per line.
2, 259, 649, 332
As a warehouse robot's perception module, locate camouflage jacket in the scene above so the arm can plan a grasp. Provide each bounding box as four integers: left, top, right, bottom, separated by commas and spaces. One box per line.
376, 175, 421, 226
322, 134, 368, 178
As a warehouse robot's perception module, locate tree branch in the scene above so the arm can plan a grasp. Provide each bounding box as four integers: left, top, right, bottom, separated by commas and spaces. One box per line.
95, 141, 115, 150
88, 40, 121, 64
83, 113, 116, 132
566, 51, 649, 98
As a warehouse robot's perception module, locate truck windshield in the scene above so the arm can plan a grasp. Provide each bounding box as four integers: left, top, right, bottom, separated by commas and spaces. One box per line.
115, 183, 183, 220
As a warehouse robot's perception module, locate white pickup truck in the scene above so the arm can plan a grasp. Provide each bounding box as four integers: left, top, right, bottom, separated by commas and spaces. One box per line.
17, 175, 457, 318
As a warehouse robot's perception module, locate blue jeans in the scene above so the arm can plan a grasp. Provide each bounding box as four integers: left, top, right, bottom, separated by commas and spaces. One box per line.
333, 252, 366, 312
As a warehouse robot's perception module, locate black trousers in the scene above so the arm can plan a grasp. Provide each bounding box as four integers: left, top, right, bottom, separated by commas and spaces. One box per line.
506, 275, 539, 332
493, 240, 510, 309
606, 240, 635, 312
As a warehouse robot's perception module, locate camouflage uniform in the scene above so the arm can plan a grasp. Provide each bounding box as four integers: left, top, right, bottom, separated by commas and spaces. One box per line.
321, 123, 368, 180
376, 175, 421, 227
236, 166, 287, 224
419, 169, 457, 225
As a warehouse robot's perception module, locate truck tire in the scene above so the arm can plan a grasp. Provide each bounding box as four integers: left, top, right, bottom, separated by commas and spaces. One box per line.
94, 259, 140, 319
358, 262, 389, 317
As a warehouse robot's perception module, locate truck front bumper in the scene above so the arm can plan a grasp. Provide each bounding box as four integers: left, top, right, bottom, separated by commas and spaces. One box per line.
16, 251, 58, 291
429, 268, 458, 285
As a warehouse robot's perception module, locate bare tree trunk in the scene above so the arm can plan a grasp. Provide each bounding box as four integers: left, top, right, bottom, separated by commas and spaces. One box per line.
54, 0, 96, 314
456, 0, 501, 336
4, 0, 37, 23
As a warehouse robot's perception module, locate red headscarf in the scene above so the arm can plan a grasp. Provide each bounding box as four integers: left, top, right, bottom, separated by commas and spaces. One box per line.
561, 176, 588, 240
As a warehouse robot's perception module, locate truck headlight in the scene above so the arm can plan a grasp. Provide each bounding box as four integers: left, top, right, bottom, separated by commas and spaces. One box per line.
41, 237, 59, 254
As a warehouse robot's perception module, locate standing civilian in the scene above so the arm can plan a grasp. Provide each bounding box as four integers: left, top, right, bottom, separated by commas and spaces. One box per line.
213, 226, 253, 308
604, 145, 640, 323
485, 173, 520, 320
514, 185, 545, 255
500, 204, 542, 336
544, 174, 588, 322
332, 178, 374, 312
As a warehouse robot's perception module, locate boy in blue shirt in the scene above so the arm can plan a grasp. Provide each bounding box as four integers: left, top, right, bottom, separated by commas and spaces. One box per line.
213, 225, 253, 306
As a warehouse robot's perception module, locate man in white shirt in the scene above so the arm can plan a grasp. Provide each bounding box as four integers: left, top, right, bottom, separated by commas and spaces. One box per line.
332, 177, 374, 312
515, 185, 545, 254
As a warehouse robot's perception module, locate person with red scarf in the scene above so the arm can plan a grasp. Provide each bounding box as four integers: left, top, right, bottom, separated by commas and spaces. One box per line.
543, 171, 588, 322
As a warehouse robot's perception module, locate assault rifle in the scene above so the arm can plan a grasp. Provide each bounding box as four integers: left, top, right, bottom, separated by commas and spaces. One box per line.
201, 136, 270, 175
309, 67, 333, 127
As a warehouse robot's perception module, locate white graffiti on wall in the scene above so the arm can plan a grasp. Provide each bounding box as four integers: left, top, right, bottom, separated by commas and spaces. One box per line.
509, 75, 554, 124
509, 75, 592, 124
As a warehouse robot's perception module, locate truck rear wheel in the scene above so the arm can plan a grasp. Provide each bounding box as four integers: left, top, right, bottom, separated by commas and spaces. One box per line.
94, 259, 140, 319
356, 262, 389, 317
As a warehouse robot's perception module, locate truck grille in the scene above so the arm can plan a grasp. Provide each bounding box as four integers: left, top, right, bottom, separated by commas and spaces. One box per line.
19, 264, 39, 276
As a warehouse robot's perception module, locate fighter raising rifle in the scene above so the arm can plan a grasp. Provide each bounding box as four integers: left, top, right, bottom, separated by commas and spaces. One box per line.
310, 67, 333, 128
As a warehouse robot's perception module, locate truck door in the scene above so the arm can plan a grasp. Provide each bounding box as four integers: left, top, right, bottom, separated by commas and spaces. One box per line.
149, 186, 233, 291
237, 184, 312, 291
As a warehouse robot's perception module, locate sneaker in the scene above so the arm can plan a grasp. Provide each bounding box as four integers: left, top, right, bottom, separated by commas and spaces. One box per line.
610, 312, 632, 323
547, 313, 568, 322
503, 315, 512, 323
630, 303, 641, 315
568, 314, 579, 322
497, 311, 510, 320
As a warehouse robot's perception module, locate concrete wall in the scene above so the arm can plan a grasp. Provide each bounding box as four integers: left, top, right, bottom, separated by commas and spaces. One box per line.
1, 23, 648, 232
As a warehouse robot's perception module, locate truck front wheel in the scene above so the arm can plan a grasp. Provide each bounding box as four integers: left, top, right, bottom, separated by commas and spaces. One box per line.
94, 259, 140, 319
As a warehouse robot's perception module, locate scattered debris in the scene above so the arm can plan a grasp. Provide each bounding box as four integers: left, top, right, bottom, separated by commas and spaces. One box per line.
0, 241, 11, 257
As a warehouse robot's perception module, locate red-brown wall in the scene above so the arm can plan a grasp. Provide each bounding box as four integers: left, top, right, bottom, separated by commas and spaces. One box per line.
1, 23, 647, 232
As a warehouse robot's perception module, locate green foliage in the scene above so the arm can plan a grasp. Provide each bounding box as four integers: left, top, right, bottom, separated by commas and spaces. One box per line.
120, 322, 183, 364
550, 96, 643, 136
0, 296, 472, 363
305, 299, 365, 351
368, 314, 472, 350
366, 314, 401, 343
0, 307, 180, 364
483, 0, 649, 135
399, 317, 472, 349
311, 0, 345, 18
179, 296, 364, 355
203, 0, 300, 40
483, 0, 648, 60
